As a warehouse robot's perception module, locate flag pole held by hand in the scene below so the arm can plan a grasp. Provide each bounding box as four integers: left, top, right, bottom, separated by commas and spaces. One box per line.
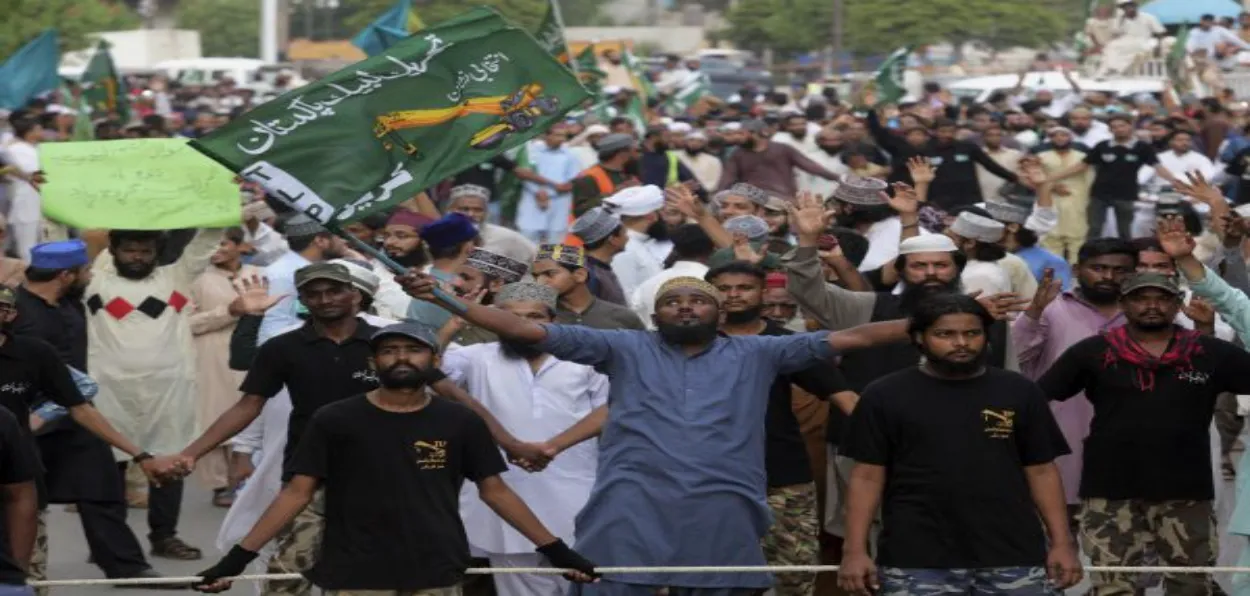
329, 223, 467, 314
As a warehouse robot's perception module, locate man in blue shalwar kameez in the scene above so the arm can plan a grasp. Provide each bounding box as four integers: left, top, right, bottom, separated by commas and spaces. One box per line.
399, 272, 909, 596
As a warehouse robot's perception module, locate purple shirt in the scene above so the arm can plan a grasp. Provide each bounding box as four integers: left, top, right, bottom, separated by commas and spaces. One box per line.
1012, 293, 1125, 504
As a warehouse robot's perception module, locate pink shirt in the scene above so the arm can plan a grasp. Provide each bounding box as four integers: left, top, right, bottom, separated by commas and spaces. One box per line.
1012, 293, 1126, 504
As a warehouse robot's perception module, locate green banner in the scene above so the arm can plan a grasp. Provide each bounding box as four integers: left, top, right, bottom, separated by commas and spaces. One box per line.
190, 7, 590, 225
81, 40, 130, 122
535, 0, 571, 66
873, 46, 911, 106
41, 139, 241, 230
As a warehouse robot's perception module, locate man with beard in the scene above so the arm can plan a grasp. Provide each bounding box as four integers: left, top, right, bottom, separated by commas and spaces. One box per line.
1065, 107, 1110, 149
783, 195, 1024, 564
771, 114, 821, 158
630, 225, 714, 327
838, 293, 1081, 596
570, 133, 641, 223
1037, 271, 1250, 596
717, 119, 843, 198
708, 262, 857, 596
193, 321, 597, 595
450, 184, 537, 264
13, 241, 166, 585
405, 213, 482, 330
398, 268, 910, 596
924, 119, 1021, 211
799, 129, 849, 199
1035, 127, 1093, 262
381, 209, 434, 270
676, 132, 722, 192
830, 174, 918, 273
714, 182, 770, 221
532, 244, 644, 331
443, 248, 530, 347
570, 209, 631, 306
1012, 238, 1136, 525
604, 186, 671, 299
85, 227, 223, 560
639, 126, 699, 191
442, 282, 608, 596
977, 124, 1023, 203
259, 215, 350, 343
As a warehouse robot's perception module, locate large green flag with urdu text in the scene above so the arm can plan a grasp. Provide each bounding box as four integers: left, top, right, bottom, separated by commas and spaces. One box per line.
191, 7, 590, 225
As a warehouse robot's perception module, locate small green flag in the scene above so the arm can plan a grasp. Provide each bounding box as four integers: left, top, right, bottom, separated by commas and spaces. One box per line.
623, 49, 656, 100
191, 7, 590, 225
81, 40, 130, 123
535, 0, 572, 67
574, 46, 605, 93
872, 46, 911, 106
664, 73, 710, 113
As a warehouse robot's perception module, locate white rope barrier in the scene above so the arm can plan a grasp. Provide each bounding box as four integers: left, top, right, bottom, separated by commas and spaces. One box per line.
27, 565, 1250, 587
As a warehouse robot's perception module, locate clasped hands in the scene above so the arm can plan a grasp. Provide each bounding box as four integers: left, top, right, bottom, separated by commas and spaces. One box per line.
138, 454, 197, 484
503, 439, 562, 473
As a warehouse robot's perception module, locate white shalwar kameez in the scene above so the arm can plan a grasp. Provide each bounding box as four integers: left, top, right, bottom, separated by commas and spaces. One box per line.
443, 343, 609, 596
86, 230, 220, 460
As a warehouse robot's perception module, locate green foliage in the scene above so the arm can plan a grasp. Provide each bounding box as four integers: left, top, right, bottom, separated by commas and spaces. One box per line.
726, 0, 1074, 57
0, 0, 139, 58
176, 0, 261, 57
340, 0, 605, 33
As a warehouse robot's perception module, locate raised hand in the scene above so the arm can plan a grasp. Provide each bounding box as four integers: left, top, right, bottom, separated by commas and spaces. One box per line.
1215, 213, 1247, 248
1156, 217, 1197, 259
886, 182, 920, 215
664, 184, 704, 219
732, 233, 764, 264
228, 274, 285, 316
397, 269, 440, 302
1183, 296, 1217, 327
1025, 268, 1064, 321
1173, 170, 1225, 206
787, 191, 833, 243
906, 157, 936, 185
976, 292, 1031, 321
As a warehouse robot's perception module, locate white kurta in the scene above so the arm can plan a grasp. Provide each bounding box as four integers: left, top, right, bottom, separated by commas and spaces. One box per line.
87, 229, 221, 460
443, 343, 608, 555
611, 229, 668, 300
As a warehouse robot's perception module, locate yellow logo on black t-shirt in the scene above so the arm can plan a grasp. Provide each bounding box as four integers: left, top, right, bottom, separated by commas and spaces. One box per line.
981, 408, 1015, 439
414, 440, 448, 469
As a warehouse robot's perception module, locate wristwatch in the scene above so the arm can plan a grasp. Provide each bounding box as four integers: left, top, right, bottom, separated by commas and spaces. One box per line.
132, 452, 154, 463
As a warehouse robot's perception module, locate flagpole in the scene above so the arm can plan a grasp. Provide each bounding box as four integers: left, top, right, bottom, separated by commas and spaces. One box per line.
549, 0, 578, 74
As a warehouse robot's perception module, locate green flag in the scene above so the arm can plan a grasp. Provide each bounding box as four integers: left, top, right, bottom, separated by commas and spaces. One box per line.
81, 40, 130, 123
872, 46, 911, 106
0, 30, 60, 111
664, 73, 710, 113
574, 46, 605, 93
623, 49, 656, 99
190, 7, 590, 225
535, 0, 573, 67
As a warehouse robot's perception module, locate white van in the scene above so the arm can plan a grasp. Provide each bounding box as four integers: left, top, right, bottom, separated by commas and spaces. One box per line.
154, 58, 305, 90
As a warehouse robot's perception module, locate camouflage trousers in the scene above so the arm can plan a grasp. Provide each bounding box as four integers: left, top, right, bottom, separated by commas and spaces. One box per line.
761, 483, 818, 596
264, 488, 327, 596
325, 588, 462, 596
879, 567, 1058, 595
1079, 498, 1218, 596
27, 510, 46, 596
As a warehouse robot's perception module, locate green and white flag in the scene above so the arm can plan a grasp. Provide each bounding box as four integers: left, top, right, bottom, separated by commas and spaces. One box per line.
872, 46, 911, 106
80, 39, 129, 122
191, 8, 590, 225
573, 45, 605, 93
665, 73, 710, 113
534, 0, 573, 69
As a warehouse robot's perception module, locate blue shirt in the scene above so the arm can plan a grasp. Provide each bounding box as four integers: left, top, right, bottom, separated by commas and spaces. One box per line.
1016, 246, 1072, 290
538, 324, 835, 588
258, 250, 311, 344
403, 268, 457, 330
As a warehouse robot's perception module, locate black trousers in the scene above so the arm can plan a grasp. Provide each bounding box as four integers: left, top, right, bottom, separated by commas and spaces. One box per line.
115, 463, 183, 542
78, 500, 151, 577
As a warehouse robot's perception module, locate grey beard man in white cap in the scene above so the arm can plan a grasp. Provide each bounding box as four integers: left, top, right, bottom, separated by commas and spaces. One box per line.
446, 184, 537, 266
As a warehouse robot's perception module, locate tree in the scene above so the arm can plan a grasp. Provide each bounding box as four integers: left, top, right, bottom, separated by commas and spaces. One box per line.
0, 0, 139, 58
175, 0, 261, 57
341, 0, 543, 34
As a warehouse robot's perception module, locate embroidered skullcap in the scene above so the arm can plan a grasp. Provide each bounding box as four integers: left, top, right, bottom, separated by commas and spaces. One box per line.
571, 208, 621, 244
765, 271, 787, 289
949, 212, 1006, 244
655, 276, 723, 307
465, 248, 528, 283
898, 234, 959, 255
832, 175, 889, 206
763, 196, 788, 213
722, 215, 770, 242
984, 200, 1031, 226
714, 182, 769, 207
31, 240, 88, 270
281, 214, 325, 238
495, 281, 559, 312
596, 133, 636, 153
328, 258, 380, 297
420, 213, 479, 251
449, 184, 491, 202
386, 208, 434, 231
604, 185, 664, 217
535, 244, 585, 268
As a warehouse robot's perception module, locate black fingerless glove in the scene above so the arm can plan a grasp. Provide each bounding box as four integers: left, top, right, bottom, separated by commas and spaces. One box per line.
537, 539, 599, 581
195, 545, 258, 587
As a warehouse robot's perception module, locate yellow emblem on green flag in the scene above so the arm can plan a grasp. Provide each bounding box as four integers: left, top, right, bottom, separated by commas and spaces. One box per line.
40, 139, 241, 230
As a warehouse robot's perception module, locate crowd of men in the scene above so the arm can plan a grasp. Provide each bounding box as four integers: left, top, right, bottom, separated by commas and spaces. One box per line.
8, 33, 1250, 596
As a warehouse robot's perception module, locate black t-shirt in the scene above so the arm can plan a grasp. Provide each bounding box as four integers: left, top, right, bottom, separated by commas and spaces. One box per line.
452, 155, 516, 200
1084, 140, 1158, 201
12, 287, 87, 371
1225, 146, 1250, 205
0, 407, 37, 586
1037, 333, 1250, 500
759, 321, 850, 487
290, 395, 507, 591
238, 321, 381, 479
841, 368, 1069, 569
0, 334, 86, 437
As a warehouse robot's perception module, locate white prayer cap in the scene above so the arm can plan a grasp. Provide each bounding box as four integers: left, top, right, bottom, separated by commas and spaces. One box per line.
687, 131, 707, 141
1235, 204, 1250, 219
47, 104, 77, 116
950, 212, 1006, 243
669, 122, 693, 134
898, 235, 958, 256
604, 185, 665, 217
603, 85, 623, 95
583, 124, 609, 136
660, 117, 674, 126
719, 122, 743, 132
328, 258, 381, 297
